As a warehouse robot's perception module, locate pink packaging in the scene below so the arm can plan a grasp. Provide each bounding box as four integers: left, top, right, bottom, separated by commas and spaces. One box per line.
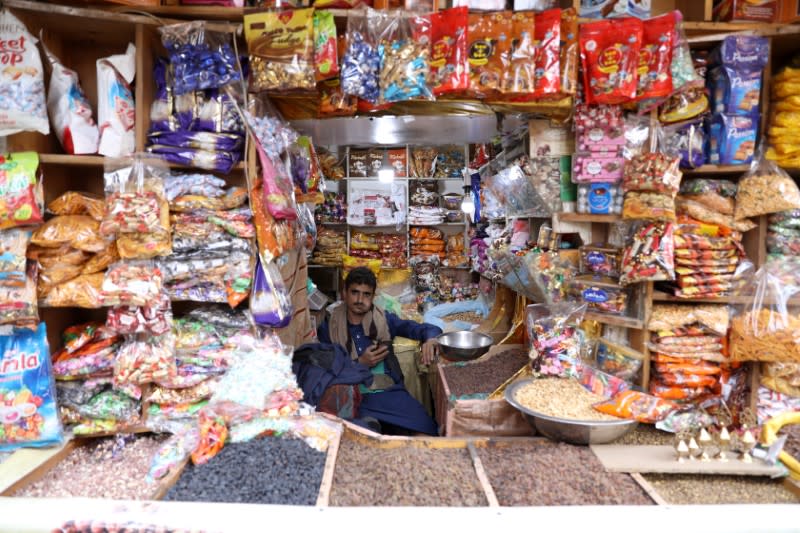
572, 153, 624, 183
575, 104, 625, 153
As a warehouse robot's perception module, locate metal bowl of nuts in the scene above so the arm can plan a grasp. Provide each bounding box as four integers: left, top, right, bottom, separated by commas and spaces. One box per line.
504, 378, 638, 445
436, 331, 494, 361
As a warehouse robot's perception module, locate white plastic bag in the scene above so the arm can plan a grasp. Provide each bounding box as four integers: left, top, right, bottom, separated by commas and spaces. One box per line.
0, 10, 48, 136
97, 43, 136, 157
43, 39, 98, 154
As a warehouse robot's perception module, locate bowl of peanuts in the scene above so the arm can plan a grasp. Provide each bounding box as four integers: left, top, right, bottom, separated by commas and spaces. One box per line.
504, 377, 637, 445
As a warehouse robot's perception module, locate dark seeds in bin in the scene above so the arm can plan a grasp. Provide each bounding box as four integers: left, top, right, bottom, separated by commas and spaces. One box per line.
330, 438, 487, 506
164, 438, 326, 505
443, 348, 529, 397
477, 441, 654, 506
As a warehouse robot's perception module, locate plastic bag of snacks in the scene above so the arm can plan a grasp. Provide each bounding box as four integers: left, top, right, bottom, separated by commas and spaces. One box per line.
622, 192, 676, 221
0, 229, 30, 283
619, 221, 675, 285
113, 333, 177, 397
159, 21, 240, 95
100, 158, 170, 237
593, 390, 677, 423
97, 44, 136, 157
101, 261, 164, 307
734, 148, 800, 220
0, 11, 49, 136
730, 268, 800, 363
526, 302, 587, 377
636, 12, 675, 101
244, 8, 315, 92
31, 215, 107, 253
42, 41, 98, 154
41, 272, 105, 308
679, 178, 737, 216
501, 11, 536, 95
250, 256, 293, 328
0, 323, 63, 451
0, 261, 37, 326
340, 10, 382, 104
106, 290, 172, 336
0, 152, 44, 231
377, 12, 433, 103
47, 191, 105, 221
579, 18, 642, 105
622, 153, 682, 196
429, 7, 469, 96
648, 304, 729, 336
594, 339, 644, 382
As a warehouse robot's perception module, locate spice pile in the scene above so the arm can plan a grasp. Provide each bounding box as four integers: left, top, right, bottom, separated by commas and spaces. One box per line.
442, 348, 529, 397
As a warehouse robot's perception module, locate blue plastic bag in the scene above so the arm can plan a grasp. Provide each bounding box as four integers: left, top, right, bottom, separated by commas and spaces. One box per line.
0, 323, 63, 451
250, 256, 293, 328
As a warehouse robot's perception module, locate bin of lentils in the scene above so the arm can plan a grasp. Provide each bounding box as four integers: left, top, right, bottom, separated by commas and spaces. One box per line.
442, 347, 529, 398
476, 440, 654, 506
15, 434, 168, 500
164, 437, 326, 505
330, 437, 487, 506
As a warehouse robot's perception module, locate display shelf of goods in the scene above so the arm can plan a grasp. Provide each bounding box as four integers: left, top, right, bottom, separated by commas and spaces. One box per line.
558, 213, 622, 223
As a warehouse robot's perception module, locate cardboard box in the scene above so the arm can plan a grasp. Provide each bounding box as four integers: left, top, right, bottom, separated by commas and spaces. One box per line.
713, 0, 778, 22
781, 0, 800, 22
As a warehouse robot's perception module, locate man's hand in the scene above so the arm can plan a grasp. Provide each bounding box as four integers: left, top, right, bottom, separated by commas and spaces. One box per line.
420, 338, 439, 365
358, 343, 389, 368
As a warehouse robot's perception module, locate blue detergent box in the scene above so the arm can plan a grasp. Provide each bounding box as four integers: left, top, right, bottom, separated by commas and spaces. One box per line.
707, 113, 758, 166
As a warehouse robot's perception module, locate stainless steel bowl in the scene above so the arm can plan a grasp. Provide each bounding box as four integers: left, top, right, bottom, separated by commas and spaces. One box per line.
436, 331, 494, 361
504, 378, 638, 445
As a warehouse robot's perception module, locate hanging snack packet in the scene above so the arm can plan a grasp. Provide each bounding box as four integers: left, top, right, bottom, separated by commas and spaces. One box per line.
340, 10, 381, 104
97, 43, 136, 157
502, 11, 535, 95
619, 221, 675, 285
467, 12, 512, 99
0, 152, 44, 230
378, 13, 433, 103
42, 42, 98, 154
245, 8, 315, 92
160, 21, 240, 95
637, 13, 674, 101
250, 256, 293, 328
532, 9, 561, 99
0, 260, 37, 325
313, 10, 339, 82
0, 323, 62, 451
579, 18, 642, 105
0, 10, 48, 136
429, 7, 469, 96
556, 7, 578, 98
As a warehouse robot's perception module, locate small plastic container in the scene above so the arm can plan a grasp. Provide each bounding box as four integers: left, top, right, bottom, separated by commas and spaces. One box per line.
567, 275, 629, 315
577, 182, 623, 214
579, 244, 622, 277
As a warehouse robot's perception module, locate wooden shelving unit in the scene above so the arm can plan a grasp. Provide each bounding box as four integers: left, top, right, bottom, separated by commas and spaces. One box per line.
558, 213, 622, 224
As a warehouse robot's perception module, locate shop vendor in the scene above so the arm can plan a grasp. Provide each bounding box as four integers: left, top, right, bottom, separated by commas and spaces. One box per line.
316, 267, 441, 436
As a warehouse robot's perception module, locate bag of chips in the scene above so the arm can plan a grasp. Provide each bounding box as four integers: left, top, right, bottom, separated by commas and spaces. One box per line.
593, 389, 677, 423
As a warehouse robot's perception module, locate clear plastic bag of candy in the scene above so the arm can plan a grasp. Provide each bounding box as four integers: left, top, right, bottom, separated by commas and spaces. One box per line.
622, 153, 682, 196
101, 261, 164, 307
526, 302, 587, 377
0, 323, 63, 451
0, 152, 44, 231
679, 178, 737, 215
244, 8, 315, 92
164, 173, 226, 202
101, 156, 170, 237
146, 422, 200, 483
619, 221, 676, 285
377, 12, 433, 103
0, 12, 49, 137
250, 256, 293, 328
113, 333, 177, 396
159, 21, 241, 95
76, 389, 139, 422
340, 10, 382, 103
106, 290, 172, 336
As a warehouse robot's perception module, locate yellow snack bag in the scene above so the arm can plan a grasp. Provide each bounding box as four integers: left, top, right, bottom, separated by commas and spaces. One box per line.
342, 254, 382, 278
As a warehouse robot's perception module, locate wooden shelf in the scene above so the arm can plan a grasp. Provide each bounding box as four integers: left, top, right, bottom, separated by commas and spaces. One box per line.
653, 291, 800, 306
681, 164, 749, 175
409, 222, 466, 226
39, 154, 106, 166
557, 213, 621, 223
584, 311, 644, 330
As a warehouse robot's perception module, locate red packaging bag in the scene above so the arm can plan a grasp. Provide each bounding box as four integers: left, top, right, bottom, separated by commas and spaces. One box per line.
579, 18, 643, 105
533, 8, 561, 99
429, 7, 469, 96
636, 13, 675, 100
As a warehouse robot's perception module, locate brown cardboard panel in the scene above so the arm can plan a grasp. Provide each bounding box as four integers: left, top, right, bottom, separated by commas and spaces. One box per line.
591, 445, 786, 476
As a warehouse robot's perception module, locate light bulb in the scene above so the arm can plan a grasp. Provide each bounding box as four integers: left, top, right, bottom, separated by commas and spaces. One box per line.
378, 168, 394, 183
460, 193, 475, 216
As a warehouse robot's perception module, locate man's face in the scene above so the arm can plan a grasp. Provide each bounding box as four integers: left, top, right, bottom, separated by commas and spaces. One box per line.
344, 282, 374, 317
